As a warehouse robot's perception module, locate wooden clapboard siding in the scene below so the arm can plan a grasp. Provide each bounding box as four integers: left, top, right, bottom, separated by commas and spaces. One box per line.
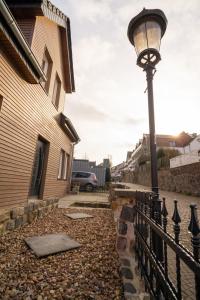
0, 16, 74, 209
16, 18, 36, 46
31, 17, 66, 113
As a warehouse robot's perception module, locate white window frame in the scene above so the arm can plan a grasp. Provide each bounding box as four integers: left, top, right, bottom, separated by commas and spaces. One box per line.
58, 150, 69, 180
52, 73, 61, 110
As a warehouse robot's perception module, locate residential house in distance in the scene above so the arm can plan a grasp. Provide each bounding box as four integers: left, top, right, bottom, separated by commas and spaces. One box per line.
0, 0, 80, 209
170, 134, 200, 168
111, 162, 126, 182
129, 132, 193, 171
114, 132, 194, 182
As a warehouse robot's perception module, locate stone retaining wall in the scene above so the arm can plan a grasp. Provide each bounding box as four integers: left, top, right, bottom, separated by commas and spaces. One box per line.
124, 162, 200, 196
0, 198, 59, 235
110, 187, 150, 300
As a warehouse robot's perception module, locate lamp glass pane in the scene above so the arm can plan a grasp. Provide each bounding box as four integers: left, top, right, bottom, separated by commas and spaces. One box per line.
133, 20, 162, 55
146, 21, 161, 51
133, 22, 148, 55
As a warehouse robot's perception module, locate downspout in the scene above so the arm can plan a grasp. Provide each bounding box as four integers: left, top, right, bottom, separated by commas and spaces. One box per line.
0, 0, 46, 82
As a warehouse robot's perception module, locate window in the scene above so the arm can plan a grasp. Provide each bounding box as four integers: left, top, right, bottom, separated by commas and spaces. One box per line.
0, 95, 3, 112
41, 47, 52, 93
58, 150, 69, 180
52, 73, 61, 109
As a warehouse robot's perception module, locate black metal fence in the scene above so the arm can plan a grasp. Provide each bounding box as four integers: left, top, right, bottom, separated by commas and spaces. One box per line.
134, 191, 200, 299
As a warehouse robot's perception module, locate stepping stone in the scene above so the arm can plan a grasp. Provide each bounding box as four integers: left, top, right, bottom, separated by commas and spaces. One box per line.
65, 213, 93, 219
25, 233, 81, 257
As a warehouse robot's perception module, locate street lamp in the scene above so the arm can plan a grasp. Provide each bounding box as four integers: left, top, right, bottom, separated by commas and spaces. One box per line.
127, 8, 167, 194
127, 8, 167, 264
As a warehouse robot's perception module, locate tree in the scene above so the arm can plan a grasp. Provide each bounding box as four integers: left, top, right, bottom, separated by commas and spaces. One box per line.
105, 167, 111, 183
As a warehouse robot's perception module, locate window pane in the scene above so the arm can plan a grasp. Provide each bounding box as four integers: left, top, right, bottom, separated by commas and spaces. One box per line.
41, 48, 53, 93
58, 150, 64, 179
63, 154, 68, 180
76, 172, 90, 178
52, 74, 61, 109
42, 56, 48, 76
52, 79, 58, 105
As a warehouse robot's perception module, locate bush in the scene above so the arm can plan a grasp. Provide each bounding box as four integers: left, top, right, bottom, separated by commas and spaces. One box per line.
157, 148, 181, 159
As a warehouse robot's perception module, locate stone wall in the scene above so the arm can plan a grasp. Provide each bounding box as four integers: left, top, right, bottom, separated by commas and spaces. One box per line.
0, 198, 59, 235
161, 162, 200, 196
123, 162, 200, 196
110, 187, 150, 300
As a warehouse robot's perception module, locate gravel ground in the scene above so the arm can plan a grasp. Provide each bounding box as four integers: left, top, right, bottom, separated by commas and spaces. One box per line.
0, 208, 123, 300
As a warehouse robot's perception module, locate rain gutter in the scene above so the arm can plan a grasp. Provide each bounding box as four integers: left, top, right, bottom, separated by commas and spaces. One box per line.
0, 0, 46, 82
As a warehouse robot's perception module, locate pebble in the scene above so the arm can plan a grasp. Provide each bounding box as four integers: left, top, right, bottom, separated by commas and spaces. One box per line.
0, 208, 123, 299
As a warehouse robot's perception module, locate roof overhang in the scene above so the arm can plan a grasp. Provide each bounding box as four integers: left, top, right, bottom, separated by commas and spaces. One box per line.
6, 0, 75, 92
60, 113, 80, 144
0, 0, 46, 83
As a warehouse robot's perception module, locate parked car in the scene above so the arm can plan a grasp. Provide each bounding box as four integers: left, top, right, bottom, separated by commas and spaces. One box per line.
71, 171, 98, 192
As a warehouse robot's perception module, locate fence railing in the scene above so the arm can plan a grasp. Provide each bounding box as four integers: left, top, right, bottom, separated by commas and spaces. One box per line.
134, 191, 200, 299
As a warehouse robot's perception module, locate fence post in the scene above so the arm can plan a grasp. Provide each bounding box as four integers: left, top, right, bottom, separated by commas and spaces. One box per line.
188, 204, 200, 299
161, 197, 168, 277
172, 200, 182, 299
151, 193, 163, 262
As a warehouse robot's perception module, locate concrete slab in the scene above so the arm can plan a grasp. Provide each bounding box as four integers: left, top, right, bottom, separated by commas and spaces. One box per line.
65, 213, 93, 219
71, 201, 110, 209
25, 233, 81, 257
58, 192, 109, 209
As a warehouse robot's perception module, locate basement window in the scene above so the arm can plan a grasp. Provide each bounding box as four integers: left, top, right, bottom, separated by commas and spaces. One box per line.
41, 47, 53, 93
52, 73, 61, 110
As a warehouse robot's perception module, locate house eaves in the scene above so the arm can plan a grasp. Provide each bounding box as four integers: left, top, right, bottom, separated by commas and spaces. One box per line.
6, 0, 75, 93
60, 113, 80, 144
0, 0, 46, 84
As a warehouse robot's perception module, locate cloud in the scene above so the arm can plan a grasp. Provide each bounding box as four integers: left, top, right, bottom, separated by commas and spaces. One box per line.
67, 0, 113, 23
57, 0, 200, 165
65, 99, 145, 127
123, 117, 145, 126
65, 101, 109, 122
73, 35, 115, 73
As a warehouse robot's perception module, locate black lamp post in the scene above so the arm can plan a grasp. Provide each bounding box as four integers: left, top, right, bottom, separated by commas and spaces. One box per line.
127, 8, 167, 195
127, 8, 167, 264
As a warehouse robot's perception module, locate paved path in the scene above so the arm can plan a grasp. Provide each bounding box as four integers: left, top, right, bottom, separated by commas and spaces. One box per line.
123, 182, 200, 250
123, 183, 200, 299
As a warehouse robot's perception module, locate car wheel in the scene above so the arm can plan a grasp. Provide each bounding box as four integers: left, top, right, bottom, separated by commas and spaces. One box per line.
85, 183, 93, 192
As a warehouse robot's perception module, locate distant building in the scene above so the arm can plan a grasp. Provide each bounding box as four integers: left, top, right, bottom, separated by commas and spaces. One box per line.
126, 151, 133, 162
130, 132, 193, 171
98, 158, 111, 168
170, 134, 200, 168
111, 162, 126, 181
113, 132, 194, 181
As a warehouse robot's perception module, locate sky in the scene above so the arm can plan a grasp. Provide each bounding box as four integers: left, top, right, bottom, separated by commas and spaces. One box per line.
53, 0, 200, 166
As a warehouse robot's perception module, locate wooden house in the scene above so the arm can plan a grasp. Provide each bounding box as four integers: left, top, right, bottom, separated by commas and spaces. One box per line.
0, 0, 80, 209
